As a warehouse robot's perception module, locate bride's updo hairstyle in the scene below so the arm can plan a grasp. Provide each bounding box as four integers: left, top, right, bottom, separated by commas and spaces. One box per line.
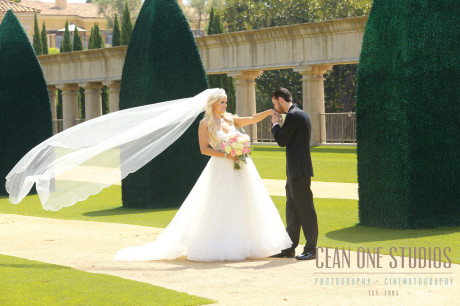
204, 88, 232, 148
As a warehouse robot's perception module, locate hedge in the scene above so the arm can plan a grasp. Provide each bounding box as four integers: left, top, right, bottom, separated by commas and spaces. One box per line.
119, 0, 209, 208
356, 0, 459, 228
0, 10, 53, 195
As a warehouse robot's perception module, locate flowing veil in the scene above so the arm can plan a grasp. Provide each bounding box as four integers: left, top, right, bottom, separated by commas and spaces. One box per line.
6, 88, 223, 211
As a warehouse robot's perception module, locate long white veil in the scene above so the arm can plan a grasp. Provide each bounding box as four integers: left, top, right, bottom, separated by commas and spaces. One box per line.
6, 88, 223, 211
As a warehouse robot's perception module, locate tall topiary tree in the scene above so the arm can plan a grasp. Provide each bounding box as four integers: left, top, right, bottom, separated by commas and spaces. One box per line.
356, 0, 460, 228
0, 10, 53, 195
73, 26, 83, 51
60, 20, 72, 52
112, 13, 121, 47
41, 22, 48, 55
207, 8, 235, 113
88, 23, 104, 49
96, 23, 105, 48
207, 7, 215, 34
119, 0, 209, 208
208, 7, 224, 35
88, 27, 94, 49
32, 13, 42, 55
121, 2, 133, 45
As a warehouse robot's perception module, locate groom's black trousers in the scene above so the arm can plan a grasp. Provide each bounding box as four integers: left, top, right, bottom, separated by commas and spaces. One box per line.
285, 177, 318, 254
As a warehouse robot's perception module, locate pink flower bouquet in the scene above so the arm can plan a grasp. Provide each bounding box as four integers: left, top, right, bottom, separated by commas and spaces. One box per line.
221, 133, 252, 169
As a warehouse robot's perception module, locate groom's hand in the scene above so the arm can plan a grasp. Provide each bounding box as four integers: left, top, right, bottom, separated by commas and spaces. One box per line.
272, 112, 281, 125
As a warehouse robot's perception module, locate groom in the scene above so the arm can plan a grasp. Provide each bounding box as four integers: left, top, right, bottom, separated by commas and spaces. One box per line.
270, 87, 318, 261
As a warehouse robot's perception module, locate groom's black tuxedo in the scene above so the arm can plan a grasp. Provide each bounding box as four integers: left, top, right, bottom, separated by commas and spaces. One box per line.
272, 105, 313, 179
272, 104, 318, 255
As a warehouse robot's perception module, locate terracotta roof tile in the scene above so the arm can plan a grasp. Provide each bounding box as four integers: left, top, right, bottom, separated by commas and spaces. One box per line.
0, 0, 40, 13
21, 0, 103, 18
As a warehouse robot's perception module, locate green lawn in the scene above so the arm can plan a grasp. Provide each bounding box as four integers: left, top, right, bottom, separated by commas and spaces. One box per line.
1, 189, 458, 263
0, 254, 215, 306
252, 145, 357, 183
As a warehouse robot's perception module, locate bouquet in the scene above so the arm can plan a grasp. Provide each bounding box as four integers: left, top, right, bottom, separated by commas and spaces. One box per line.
221, 133, 252, 169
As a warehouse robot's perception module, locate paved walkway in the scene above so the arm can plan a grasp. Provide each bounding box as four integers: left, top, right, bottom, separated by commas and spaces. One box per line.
0, 214, 457, 305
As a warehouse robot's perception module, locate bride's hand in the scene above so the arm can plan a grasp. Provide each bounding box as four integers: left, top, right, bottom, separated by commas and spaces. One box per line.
271, 111, 281, 125
225, 153, 238, 161
269, 109, 277, 115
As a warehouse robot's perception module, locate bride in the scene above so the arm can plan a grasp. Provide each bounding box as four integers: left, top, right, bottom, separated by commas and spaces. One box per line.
114, 89, 292, 261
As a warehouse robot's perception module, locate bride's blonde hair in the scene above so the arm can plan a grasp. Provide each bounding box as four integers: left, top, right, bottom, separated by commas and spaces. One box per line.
204, 89, 233, 148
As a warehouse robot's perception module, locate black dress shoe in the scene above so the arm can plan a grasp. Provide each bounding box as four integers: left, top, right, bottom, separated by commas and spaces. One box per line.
270, 252, 295, 258
295, 251, 316, 260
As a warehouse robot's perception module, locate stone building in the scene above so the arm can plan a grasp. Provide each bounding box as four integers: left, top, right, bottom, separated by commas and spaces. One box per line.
0, 0, 106, 49
0, 0, 39, 37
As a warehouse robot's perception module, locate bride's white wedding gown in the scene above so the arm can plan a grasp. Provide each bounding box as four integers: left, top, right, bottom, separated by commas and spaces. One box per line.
114, 126, 292, 262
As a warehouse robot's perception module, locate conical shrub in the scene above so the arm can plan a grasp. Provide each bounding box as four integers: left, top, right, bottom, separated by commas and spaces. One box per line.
119, 0, 208, 208
0, 10, 53, 195
112, 13, 121, 47
356, 0, 460, 228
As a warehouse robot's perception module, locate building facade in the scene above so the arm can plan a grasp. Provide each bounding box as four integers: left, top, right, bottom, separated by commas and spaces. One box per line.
1, 0, 106, 48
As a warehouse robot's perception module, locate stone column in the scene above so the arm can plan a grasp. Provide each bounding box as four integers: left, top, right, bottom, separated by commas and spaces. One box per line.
294, 65, 332, 146
104, 80, 121, 112
227, 70, 263, 141
57, 84, 79, 130
48, 85, 57, 133
49, 34, 56, 48
80, 82, 103, 120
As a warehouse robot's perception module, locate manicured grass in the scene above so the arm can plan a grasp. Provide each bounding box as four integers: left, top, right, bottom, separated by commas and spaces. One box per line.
0, 254, 215, 305
1, 189, 458, 263
251, 145, 357, 183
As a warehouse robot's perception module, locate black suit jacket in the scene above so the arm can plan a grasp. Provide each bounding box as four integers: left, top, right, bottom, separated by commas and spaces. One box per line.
272, 105, 314, 179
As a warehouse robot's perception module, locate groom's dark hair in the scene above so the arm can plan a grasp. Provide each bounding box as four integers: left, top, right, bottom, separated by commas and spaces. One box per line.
272, 87, 292, 102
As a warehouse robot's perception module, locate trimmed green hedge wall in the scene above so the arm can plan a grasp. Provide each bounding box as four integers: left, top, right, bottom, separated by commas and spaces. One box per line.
0, 11, 53, 195
119, 0, 208, 208
356, 0, 460, 228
